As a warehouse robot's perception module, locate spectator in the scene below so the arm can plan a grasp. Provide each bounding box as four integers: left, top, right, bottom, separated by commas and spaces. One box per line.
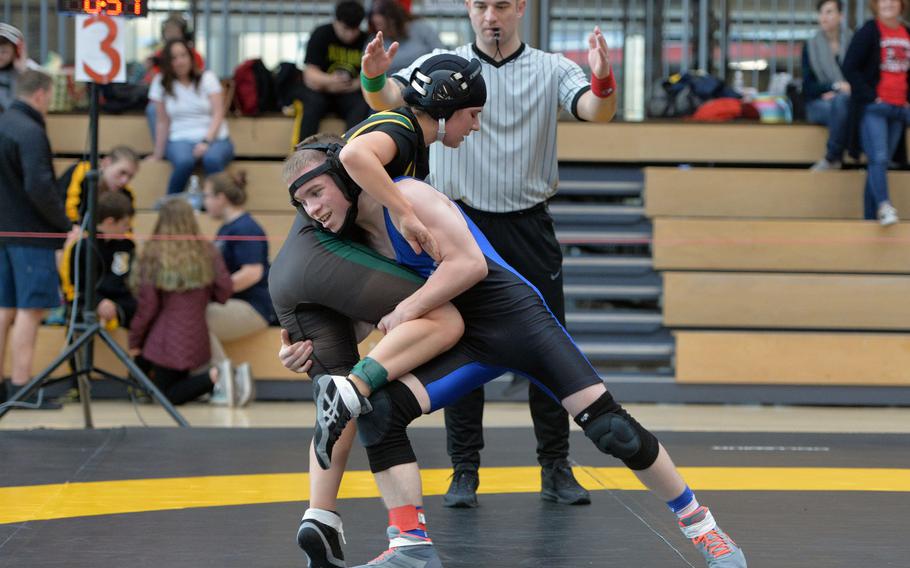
58, 145, 140, 224
298, 0, 370, 141
203, 170, 272, 407
367, 0, 444, 74
128, 197, 232, 405
143, 14, 205, 141
843, 0, 909, 226
804, 0, 853, 171
0, 69, 71, 408
61, 191, 138, 330
148, 39, 233, 195
0, 23, 40, 114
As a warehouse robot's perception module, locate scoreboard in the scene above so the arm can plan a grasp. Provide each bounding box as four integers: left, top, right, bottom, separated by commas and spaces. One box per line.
57, 1, 148, 17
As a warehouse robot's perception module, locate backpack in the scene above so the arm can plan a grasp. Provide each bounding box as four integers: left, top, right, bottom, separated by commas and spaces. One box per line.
232, 58, 278, 115
647, 71, 739, 119
273, 62, 304, 109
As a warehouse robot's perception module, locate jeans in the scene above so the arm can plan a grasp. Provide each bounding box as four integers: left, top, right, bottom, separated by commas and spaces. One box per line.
806, 93, 850, 163
860, 102, 910, 219
164, 138, 235, 195
145, 102, 157, 144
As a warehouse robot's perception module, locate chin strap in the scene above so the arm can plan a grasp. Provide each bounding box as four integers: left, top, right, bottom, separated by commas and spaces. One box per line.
435, 118, 446, 142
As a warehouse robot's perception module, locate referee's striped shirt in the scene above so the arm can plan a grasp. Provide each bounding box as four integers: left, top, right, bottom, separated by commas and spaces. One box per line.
393, 43, 590, 213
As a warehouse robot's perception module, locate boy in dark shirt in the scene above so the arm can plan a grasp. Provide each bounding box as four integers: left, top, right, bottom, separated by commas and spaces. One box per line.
296, 0, 370, 142
61, 191, 137, 330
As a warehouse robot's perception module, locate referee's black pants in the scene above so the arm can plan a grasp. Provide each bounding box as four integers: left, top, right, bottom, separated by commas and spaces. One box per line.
444, 201, 571, 469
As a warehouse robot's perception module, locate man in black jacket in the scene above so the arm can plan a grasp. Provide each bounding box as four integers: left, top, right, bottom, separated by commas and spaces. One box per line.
0, 69, 71, 407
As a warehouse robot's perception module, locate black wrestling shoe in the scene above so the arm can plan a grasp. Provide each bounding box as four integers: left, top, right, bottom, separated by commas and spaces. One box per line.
442, 467, 479, 508
313, 374, 372, 470
297, 508, 346, 568
540, 460, 591, 505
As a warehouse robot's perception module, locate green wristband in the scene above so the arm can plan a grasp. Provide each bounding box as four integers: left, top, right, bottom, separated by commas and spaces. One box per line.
351, 357, 389, 391
360, 72, 387, 93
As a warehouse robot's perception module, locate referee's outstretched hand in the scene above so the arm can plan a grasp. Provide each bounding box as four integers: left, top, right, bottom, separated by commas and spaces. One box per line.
398, 211, 441, 260
362, 31, 399, 79
588, 26, 612, 79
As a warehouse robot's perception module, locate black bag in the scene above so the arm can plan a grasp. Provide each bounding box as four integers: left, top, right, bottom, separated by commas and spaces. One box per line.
273, 62, 304, 109
100, 83, 149, 114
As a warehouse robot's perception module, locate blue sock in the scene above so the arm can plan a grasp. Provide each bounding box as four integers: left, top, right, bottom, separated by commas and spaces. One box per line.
667, 486, 699, 517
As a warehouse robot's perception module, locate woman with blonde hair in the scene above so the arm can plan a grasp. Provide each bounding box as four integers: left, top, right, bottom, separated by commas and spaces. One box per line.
203, 170, 274, 406
128, 197, 232, 405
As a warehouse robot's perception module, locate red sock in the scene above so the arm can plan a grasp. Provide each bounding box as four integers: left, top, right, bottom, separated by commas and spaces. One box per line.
388, 505, 429, 540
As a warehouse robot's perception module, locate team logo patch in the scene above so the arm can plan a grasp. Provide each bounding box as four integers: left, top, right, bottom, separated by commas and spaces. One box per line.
111, 252, 130, 276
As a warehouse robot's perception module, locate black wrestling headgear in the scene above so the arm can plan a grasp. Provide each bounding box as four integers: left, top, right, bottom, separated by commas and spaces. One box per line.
402, 54, 486, 121
288, 142, 362, 236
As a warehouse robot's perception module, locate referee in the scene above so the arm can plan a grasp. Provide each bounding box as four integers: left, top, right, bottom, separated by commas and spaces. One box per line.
361, 0, 616, 507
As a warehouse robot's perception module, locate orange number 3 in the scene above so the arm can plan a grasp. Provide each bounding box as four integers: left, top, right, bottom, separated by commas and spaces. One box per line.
82, 14, 121, 84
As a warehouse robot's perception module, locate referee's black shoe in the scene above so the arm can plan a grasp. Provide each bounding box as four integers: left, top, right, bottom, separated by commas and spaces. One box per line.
297, 508, 346, 568
443, 466, 479, 508
540, 459, 591, 505
313, 374, 372, 470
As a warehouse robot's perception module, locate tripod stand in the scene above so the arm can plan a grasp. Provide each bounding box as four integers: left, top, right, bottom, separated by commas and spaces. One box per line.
0, 83, 187, 427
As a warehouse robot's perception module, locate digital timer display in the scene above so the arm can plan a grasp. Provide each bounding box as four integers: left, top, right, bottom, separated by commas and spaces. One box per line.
57, 0, 148, 17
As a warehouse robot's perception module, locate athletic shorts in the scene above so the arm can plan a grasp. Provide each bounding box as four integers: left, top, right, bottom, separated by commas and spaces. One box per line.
0, 244, 61, 309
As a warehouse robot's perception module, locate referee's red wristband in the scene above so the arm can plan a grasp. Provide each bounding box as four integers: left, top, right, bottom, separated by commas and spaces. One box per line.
591, 70, 616, 98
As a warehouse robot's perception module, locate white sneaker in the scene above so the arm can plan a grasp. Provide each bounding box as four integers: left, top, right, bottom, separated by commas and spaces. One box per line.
810, 158, 841, 171
234, 362, 255, 407
878, 203, 899, 227
209, 359, 234, 406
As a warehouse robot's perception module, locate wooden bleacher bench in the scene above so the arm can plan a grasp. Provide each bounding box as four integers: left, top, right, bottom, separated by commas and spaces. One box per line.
46, 114, 346, 158
653, 218, 910, 274
674, 330, 910, 386
48, 113, 843, 164
644, 167, 910, 219
4, 327, 383, 381
663, 271, 910, 330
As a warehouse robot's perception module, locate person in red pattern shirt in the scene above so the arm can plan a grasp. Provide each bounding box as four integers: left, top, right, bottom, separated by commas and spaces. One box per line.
128, 197, 233, 405
843, 0, 910, 226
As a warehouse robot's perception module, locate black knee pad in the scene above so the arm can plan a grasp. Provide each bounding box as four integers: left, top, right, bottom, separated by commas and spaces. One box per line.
574, 391, 660, 471
357, 381, 423, 473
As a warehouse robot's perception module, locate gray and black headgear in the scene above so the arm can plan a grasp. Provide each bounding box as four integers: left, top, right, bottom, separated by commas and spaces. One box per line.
403, 54, 486, 140
288, 142, 362, 236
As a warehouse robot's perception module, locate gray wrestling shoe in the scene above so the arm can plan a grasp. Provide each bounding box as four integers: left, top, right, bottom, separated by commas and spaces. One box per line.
353, 527, 442, 567
297, 508, 346, 568
540, 459, 591, 505
313, 374, 372, 470
679, 506, 747, 568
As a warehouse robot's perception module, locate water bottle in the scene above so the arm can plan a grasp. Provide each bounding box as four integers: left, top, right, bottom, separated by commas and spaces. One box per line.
186, 174, 203, 211
733, 70, 745, 95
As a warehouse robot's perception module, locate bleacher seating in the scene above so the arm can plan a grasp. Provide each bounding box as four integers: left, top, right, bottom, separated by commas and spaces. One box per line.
36, 112, 910, 403
646, 163, 910, 393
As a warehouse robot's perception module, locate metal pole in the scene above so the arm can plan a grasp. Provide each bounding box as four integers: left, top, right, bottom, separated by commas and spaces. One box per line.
21, 0, 28, 48
540, 0, 551, 50
681, 0, 690, 72
204, 0, 212, 73
719, 0, 727, 79
697, 0, 708, 71
259, 0, 265, 63
57, 12, 67, 63
39, 0, 48, 65
4, 0, 11, 27
221, 0, 230, 79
